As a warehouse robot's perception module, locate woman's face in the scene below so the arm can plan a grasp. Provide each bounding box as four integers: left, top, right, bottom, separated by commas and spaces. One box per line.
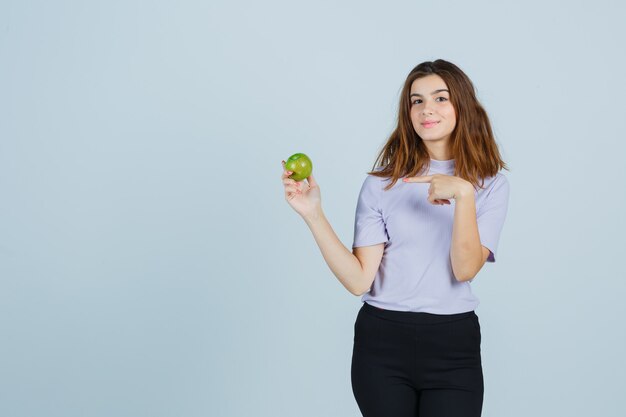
409, 74, 457, 149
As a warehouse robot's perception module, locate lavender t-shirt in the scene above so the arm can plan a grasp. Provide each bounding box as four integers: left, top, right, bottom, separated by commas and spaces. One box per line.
352, 158, 510, 314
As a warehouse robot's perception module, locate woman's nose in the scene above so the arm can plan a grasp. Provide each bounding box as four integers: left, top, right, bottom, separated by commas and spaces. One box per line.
421, 101, 434, 115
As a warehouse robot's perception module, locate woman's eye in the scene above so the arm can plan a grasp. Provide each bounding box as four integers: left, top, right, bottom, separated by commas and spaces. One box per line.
412, 97, 448, 105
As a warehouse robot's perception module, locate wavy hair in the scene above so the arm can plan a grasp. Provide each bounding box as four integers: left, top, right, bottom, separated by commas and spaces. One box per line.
368, 59, 509, 191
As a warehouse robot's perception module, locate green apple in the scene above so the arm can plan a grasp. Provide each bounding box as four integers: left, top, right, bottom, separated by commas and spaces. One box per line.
285, 153, 313, 181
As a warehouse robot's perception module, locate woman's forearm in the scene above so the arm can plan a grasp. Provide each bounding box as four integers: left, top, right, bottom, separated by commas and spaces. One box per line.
302, 210, 364, 296
450, 189, 482, 281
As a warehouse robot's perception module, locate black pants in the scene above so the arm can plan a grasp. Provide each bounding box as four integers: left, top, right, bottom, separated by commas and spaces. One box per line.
351, 301, 484, 417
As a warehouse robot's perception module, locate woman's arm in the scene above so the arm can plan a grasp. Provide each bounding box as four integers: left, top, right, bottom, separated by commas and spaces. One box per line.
403, 174, 488, 281
450, 188, 485, 281
281, 163, 374, 296
303, 210, 371, 296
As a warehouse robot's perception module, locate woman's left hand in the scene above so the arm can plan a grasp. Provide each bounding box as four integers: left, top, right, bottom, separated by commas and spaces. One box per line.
402, 174, 472, 205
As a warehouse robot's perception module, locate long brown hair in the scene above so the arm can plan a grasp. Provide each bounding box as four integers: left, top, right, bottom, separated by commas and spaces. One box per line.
368, 59, 509, 191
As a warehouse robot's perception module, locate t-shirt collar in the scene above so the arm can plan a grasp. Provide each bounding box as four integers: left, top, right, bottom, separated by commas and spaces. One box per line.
428, 158, 455, 173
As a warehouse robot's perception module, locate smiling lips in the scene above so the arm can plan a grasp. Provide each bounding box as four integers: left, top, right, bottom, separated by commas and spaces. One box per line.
421, 121, 439, 128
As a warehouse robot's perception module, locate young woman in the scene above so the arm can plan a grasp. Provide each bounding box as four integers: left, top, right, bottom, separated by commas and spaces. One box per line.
280, 59, 509, 417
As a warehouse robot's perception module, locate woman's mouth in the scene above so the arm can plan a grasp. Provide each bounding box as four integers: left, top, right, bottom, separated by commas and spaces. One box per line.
422, 121, 439, 128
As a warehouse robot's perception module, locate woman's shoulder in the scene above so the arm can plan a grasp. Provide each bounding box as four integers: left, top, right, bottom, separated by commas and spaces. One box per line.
479, 170, 508, 187
368, 165, 386, 174
362, 166, 391, 185
361, 165, 386, 179
476, 170, 510, 199
489, 171, 509, 188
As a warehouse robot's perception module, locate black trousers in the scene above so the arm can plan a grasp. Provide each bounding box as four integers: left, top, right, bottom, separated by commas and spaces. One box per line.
351, 301, 484, 417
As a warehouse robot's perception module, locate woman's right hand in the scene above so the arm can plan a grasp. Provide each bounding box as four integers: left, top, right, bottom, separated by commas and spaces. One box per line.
281, 160, 322, 219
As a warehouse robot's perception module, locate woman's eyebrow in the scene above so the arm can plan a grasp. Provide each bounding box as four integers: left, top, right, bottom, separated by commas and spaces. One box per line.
410, 89, 449, 97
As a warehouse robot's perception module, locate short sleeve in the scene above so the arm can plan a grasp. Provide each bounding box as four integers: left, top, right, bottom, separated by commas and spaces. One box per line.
477, 174, 510, 263
352, 175, 389, 248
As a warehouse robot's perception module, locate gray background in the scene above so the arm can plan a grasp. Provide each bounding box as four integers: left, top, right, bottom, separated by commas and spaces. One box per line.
1, 0, 624, 416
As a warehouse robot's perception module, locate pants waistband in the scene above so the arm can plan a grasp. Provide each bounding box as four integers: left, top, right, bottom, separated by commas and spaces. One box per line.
361, 301, 475, 325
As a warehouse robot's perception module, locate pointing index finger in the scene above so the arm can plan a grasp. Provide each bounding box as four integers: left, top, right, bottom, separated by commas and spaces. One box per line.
403, 175, 432, 183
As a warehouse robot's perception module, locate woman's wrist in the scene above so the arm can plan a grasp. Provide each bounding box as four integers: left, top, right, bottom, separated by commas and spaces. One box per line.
455, 183, 476, 202
303, 208, 325, 225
